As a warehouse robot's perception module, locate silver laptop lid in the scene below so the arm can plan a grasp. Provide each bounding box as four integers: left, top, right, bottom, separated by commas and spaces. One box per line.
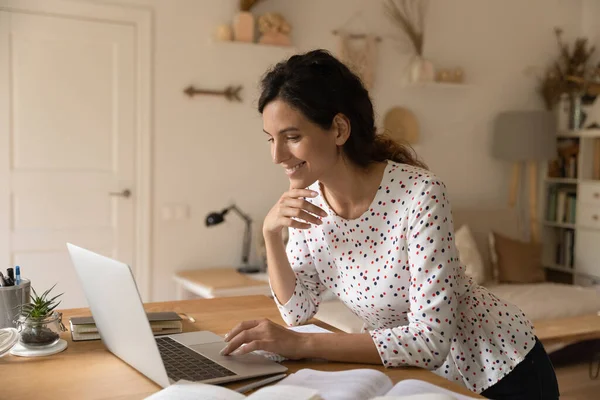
67, 243, 170, 388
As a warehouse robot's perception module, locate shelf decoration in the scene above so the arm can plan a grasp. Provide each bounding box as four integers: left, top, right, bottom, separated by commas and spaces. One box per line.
233, 0, 262, 43
537, 28, 597, 130
436, 67, 465, 84
383, 0, 434, 84
183, 85, 243, 102
215, 0, 294, 48
257, 12, 292, 46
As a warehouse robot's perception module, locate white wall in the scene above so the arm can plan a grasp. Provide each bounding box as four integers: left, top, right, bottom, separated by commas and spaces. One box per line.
87, 0, 585, 301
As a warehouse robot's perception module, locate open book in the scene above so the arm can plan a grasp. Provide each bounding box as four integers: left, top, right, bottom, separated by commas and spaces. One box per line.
145, 368, 479, 400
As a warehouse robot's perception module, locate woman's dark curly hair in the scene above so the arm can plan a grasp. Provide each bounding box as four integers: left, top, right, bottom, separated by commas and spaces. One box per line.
258, 49, 427, 169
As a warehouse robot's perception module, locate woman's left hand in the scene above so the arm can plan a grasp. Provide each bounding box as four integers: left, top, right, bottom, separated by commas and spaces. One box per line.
220, 319, 307, 359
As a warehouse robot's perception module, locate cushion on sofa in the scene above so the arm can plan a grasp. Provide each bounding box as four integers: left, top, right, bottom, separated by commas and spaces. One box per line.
455, 224, 486, 284
452, 208, 526, 283
490, 231, 545, 283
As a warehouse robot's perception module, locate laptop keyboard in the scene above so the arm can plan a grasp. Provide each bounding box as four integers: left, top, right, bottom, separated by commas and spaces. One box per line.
156, 336, 236, 382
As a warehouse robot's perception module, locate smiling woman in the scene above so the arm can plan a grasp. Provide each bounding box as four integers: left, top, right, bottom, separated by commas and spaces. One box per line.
221, 49, 560, 399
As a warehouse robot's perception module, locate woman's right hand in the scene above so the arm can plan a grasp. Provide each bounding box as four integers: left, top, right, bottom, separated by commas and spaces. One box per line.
263, 189, 328, 237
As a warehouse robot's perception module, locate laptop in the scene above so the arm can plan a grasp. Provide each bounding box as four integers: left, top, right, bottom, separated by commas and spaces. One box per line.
66, 243, 287, 388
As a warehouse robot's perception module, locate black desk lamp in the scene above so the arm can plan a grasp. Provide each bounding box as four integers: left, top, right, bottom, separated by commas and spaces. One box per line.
205, 204, 262, 274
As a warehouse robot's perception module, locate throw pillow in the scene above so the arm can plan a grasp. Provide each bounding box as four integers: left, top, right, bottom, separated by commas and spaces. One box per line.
490, 231, 545, 283
455, 224, 486, 284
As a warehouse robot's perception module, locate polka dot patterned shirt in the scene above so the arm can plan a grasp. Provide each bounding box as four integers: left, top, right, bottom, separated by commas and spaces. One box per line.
272, 160, 537, 394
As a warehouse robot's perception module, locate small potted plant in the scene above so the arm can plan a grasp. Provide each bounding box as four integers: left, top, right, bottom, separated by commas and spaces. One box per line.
15, 284, 66, 348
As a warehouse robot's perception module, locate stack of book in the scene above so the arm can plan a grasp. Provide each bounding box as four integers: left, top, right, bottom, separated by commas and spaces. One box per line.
69, 311, 183, 341
547, 186, 577, 224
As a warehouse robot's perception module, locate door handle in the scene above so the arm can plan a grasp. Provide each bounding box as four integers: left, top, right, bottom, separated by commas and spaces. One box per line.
109, 189, 132, 198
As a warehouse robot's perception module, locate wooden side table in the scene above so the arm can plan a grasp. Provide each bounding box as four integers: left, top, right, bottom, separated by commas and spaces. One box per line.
173, 268, 271, 300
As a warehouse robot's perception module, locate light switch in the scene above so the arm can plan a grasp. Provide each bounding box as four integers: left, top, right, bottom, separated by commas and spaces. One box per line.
174, 204, 190, 220
161, 206, 173, 221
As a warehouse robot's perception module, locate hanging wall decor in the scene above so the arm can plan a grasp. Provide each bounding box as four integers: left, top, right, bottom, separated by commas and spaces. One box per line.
183, 85, 243, 102
335, 32, 380, 90
331, 10, 382, 90
383, 106, 419, 145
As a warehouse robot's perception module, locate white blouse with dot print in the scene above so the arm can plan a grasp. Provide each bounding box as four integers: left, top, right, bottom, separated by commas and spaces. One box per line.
271, 160, 537, 394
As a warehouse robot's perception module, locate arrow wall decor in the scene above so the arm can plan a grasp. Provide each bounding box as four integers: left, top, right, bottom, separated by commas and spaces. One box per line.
183, 85, 243, 102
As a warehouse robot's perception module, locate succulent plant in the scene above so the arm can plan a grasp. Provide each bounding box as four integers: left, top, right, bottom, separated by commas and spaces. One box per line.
21, 283, 63, 320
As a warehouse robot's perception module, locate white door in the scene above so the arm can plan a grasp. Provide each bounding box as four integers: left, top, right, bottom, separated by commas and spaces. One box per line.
0, 11, 136, 308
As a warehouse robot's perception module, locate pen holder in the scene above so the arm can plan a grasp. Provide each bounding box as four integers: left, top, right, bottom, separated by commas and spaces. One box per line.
0, 279, 31, 329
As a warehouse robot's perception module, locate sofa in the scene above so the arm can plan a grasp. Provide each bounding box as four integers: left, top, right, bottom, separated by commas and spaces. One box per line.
314, 208, 600, 351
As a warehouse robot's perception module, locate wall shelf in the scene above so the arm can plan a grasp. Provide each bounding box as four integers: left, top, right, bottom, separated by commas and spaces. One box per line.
405, 82, 472, 89
557, 129, 600, 138
208, 39, 297, 53
544, 177, 578, 184
544, 264, 575, 274
543, 221, 576, 229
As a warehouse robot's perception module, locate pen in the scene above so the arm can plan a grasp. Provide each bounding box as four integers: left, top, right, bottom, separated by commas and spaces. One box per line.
5, 268, 14, 286
0, 271, 7, 286
235, 373, 287, 394
15, 266, 20, 285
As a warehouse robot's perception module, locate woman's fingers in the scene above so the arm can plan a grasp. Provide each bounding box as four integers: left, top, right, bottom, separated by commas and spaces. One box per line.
287, 188, 318, 199
230, 340, 270, 356
223, 320, 260, 343
221, 329, 253, 356
281, 207, 323, 226
281, 218, 311, 230
221, 325, 272, 356
283, 198, 328, 218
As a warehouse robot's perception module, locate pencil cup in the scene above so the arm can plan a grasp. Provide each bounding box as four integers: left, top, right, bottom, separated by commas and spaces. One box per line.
0, 279, 31, 329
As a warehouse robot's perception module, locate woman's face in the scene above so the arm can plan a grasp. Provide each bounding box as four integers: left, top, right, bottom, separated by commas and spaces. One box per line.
262, 99, 342, 189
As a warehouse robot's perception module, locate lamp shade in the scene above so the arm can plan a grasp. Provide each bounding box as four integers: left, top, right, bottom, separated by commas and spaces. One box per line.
492, 111, 557, 161
205, 211, 225, 226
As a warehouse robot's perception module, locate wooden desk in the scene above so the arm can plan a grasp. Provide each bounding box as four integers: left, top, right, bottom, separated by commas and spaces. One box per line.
173, 268, 271, 299
0, 295, 481, 399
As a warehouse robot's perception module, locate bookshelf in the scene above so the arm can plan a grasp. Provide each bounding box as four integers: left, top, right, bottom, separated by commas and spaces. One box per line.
541, 129, 600, 287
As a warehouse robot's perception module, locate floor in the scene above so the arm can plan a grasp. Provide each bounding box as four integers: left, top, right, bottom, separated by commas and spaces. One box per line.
555, 361, 600, 400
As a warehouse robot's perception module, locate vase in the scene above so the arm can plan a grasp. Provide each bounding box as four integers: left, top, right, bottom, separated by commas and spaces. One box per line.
568, 91, 589, 130
15, 311, 66, 348
233, 11, 254, 43
410, 56, 435, 83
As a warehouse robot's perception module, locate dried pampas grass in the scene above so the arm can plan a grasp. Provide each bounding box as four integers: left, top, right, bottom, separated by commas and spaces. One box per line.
239, 0, 262, 12
384, 0, 429, 55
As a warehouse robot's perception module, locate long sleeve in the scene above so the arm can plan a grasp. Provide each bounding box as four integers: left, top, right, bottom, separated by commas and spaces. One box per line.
272, 227, 326, 326
370, 179, 459, 370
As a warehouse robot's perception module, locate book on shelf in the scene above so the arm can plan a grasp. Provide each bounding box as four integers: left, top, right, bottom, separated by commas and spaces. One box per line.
145, 368, 478, 400
547, 186, 576, 224
554, 229, 575, 268
69, 311, 183, 341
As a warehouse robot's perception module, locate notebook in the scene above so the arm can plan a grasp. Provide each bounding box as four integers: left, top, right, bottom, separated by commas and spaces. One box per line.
145, 368, 479, 400
70, 311, 183, 341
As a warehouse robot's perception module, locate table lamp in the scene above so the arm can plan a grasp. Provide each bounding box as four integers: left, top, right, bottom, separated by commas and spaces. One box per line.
492, 110, 557, 242
205, 204, 262, 274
